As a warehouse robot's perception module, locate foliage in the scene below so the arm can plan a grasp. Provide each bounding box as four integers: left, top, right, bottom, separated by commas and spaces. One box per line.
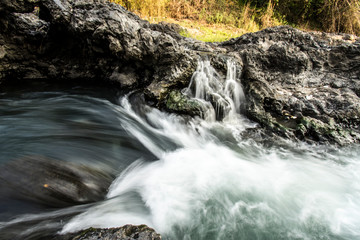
319, 0, 360, 35
109, 0, 360, 38
272, 0, 360, 35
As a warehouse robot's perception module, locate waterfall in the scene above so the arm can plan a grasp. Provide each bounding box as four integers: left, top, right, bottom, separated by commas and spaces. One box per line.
184, 59, 245, 122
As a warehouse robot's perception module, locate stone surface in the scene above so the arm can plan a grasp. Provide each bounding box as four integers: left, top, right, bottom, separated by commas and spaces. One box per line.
55, 225, 161, 240
220, 27, 360, 144
0, 0, 198, 92
0, 0, 359, 144
164, 89, 202, 117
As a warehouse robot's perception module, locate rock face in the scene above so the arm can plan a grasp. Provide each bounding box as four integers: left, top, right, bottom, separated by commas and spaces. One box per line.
0, 0, 359, 144
0, 0, 200, 94
55, 225, 161, 240
220, 28, 360, 144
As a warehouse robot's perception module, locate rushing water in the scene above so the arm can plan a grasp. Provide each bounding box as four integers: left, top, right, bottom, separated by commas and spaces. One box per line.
0, 62, 360, 240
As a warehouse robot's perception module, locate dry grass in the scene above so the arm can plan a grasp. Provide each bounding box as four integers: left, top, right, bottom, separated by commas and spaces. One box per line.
109, 0, 360, 41
260, 0, 282, 28
110, 0, 168, 17
169, 18, 247, 42
320, 0, 360, 35
236, 3, 260, 32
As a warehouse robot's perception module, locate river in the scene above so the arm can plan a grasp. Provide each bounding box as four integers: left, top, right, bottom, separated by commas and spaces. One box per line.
0, 61, 360, 240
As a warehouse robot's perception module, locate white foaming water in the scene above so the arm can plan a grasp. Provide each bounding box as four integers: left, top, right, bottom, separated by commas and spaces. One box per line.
61, 61, 360, 240
184, 59, 245, 122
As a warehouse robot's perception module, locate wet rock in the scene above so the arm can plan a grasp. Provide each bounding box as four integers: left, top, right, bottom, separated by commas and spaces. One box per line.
164, 90, 202, 117
55, 225, 161, 240
0, 156, 114, 207
220, 26, 360, 145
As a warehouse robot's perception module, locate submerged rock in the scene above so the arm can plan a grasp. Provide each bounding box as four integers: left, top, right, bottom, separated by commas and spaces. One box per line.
0, 0, 359, 144
55, 225, 161, 240
0, 156, 114, 207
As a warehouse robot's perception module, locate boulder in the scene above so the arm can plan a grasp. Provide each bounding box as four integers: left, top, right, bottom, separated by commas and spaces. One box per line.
220, 27, 360, 144
0, 0, 199, 94
0, 156, 114, 207
54, 225, 161, 240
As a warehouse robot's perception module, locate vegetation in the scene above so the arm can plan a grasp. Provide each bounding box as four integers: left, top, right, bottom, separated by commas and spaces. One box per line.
110, 0, 360, 41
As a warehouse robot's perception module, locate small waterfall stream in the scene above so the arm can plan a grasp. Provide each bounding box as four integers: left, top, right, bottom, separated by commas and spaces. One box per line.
184, 59, 245, 122
0, 61, 360, 240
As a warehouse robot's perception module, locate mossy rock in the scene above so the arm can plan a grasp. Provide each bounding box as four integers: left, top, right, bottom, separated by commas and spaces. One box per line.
295, 116, 356, 144
57, 225, 161, 240
164, 90, 202, 117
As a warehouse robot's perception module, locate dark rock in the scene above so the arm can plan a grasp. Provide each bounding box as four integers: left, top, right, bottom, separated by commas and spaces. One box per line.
149, 21, 184, 39
0, 0, 359, 145
220, 26, 360, 145
55, 225, 161, 240
0, 156, 114, 207
0, 0, 38, 13
0, 0, 198, 93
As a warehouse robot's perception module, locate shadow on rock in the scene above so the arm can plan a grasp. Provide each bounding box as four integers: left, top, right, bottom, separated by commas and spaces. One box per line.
0, 156, 115, 208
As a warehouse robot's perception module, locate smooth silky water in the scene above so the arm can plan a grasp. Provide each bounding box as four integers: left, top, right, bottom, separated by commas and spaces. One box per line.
0, 61, 360, 240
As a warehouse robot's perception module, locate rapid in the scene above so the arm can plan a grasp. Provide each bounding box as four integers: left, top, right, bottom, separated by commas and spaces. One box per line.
0, 60, 359, 240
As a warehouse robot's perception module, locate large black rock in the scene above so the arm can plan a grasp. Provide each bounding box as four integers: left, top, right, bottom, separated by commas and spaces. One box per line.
221, 27, 360, 144
0, 0, 359, 145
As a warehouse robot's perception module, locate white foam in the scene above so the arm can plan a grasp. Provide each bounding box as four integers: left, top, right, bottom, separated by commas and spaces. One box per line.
62, 131, 360, 239
59, 61, 360, 239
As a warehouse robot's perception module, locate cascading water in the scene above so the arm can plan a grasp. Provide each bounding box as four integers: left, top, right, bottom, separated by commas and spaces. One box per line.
0, 61, 360, 240
183, 59, 245, 122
